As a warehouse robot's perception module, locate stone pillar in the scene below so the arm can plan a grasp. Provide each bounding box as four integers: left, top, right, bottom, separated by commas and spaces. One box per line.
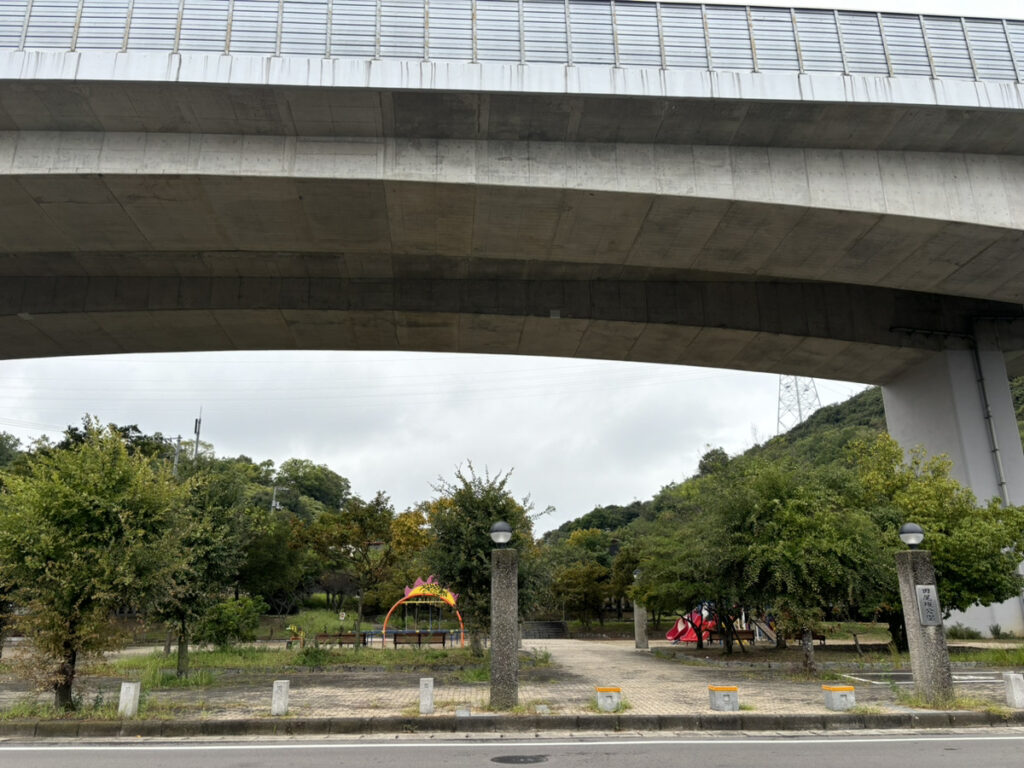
633, 602, 648, 649
419, 677, 434, 714
490, 547, 519, 710
882, 336, 1024, 636
271, 679, 290, 715
895, 550, 954, 704
117, 681, 141, 718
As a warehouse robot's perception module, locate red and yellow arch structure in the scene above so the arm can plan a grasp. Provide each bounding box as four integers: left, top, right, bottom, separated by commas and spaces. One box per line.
381, 577, 465, 647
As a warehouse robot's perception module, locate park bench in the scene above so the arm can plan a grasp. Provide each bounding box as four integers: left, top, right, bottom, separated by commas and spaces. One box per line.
315, 632, 368, 647
787, 630, 826, 646
393, 630, 448, 649
706, 629, 756, 644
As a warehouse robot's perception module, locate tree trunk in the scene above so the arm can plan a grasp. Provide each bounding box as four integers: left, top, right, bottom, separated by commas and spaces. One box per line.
801, 628, 817, 673
722, 623, 735, 655
886, 612, 909, 652
163, 627, 173, 656
53, 645, 77, 710
176, 621, 189, 678
469, 619, 485, 657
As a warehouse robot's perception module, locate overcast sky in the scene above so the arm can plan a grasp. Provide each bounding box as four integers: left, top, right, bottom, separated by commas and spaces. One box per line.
0, 0, 1014, 533
0, 352, 869, 533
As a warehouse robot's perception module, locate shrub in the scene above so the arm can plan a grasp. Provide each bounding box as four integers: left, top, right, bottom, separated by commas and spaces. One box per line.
946, 622, 982, 640
197, 596, 269, 648
295, 645, 332, 668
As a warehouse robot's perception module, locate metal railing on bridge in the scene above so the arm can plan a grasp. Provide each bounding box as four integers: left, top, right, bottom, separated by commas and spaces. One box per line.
0, 1, 1021, 84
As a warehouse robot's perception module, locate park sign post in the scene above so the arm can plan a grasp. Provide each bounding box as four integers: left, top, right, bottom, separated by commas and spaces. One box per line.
896, 523, 954, 704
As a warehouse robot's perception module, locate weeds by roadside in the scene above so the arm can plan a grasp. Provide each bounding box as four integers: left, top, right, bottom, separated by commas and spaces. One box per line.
893, 688, 1011, 717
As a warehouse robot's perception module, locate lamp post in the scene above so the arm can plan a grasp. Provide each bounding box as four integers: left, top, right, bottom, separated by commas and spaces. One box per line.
632, 568, 648, 650
489, 520, 518, 710
895, 523, 953, 704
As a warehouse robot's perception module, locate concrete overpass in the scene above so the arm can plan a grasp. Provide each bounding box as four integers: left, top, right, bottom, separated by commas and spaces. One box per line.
1, 1, 1024, 627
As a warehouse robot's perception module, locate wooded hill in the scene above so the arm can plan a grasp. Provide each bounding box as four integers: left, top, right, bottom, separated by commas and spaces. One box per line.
546, 376, 1024, 542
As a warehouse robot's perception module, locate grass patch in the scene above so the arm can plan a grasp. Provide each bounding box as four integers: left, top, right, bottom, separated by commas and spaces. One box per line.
102, 646, 493, 677
0, 696, 119, 721
527, 648, 552, 667
950, 645, 1024, 666
894, 688, 1009, 714
738, 703, 755, 711
454, 666, 489, 683
141, 667, 215, 689
821, 622, 892, 643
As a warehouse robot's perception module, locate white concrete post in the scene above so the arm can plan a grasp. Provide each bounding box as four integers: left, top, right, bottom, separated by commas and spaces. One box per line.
708, 685, 739, 711
419, 677, 434, 714
595, 687, 622, 712
823, 684, 856, 711
1005, 672, 1024, 708
117, 681, 141, 718
271, 679, 290, 715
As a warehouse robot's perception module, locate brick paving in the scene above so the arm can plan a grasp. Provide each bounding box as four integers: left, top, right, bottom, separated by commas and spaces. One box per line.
0, 638, 1009, 720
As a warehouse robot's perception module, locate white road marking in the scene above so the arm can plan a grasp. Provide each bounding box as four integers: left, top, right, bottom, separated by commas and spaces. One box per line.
3, 735, 1024, 751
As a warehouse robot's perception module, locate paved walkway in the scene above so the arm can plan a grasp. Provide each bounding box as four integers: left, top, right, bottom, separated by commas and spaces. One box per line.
2, 639, 1007, 720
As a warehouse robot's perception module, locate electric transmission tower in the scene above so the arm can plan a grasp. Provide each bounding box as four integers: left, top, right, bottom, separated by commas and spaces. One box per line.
776, 375, 821, 434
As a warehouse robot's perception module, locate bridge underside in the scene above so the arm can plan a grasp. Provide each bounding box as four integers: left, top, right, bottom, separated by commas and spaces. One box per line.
3, 265, 1023, 385
0, 75, 1023, 385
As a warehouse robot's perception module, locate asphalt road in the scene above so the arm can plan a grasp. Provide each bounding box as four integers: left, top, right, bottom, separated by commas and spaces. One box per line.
3, 733, 1024, 768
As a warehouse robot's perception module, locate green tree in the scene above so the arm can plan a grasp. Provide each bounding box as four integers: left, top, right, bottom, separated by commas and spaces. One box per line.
0, 422, 186, 709
548, 528, 614, 627
848, 434, 1024, 648
148, 463, 250, 677
276, 459, 351, 514
738, 463, 886, 670
236, 505, 317, 614
0, 432, 21, 470
304, 491, 396, 644
422, 466, 539, 655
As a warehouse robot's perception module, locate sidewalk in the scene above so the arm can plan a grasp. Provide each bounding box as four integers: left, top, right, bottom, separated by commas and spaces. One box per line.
1, 638, 1022, 737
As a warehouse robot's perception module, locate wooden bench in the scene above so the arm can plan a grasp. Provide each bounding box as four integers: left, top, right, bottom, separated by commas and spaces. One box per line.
787, 631, 826, 646
707, 629, 756, 644
393, 631, 448, 649
315, 632, 368, 647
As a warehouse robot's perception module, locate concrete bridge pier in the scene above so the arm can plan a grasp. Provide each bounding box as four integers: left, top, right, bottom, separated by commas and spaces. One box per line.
882, 323, 1024, 635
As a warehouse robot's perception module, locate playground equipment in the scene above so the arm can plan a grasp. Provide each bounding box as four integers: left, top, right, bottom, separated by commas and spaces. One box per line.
666, 611, 716, 644
381, 576, 465, 648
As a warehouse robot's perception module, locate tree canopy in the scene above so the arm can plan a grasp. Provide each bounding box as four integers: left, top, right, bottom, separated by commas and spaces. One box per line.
0, 421, 187, 708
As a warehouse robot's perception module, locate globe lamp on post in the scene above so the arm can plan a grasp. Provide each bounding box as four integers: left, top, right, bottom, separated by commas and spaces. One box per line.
899, 522, 925, 549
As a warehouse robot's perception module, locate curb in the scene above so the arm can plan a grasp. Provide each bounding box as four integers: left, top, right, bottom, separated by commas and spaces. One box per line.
2, 710, 1024, 738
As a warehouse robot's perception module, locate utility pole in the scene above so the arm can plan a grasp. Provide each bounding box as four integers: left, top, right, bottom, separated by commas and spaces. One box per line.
192, 408, 202, 461
172, 435, 182, 477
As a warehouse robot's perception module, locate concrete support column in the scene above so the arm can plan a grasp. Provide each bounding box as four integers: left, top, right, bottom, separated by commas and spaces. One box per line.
490, 547, 519, 710
882, 339, 1024, 505
633, 602, 648, 649
895, 550, 954, 703
882, 335, 1024, 636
